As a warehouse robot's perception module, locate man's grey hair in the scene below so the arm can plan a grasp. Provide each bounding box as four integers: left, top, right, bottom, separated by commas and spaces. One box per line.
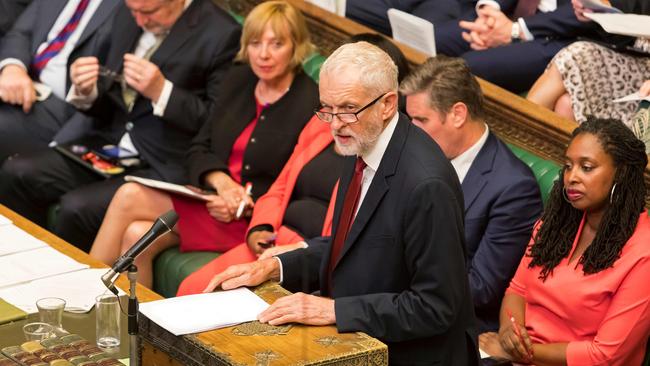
319, 41, 398, 95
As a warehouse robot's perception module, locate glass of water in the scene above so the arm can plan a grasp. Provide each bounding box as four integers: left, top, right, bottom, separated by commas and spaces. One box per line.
95, 294, 120, 350
36, 297, 68, 336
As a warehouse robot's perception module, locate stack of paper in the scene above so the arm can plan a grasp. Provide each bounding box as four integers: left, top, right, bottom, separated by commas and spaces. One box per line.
306, 0, 346, 16
0, 214, 11, 226
0, 224, 48, 256
0, 269, 125, 313
585, 13, 650, 38
139, 288, 270, 336
124, 175, 212, 201
388, 8, 436, 56
0, 246, 88, 288
613, 92, 650, 104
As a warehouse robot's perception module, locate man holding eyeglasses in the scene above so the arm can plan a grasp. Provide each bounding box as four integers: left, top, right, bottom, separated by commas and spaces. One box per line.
0, 0, 241, 251
203, 42, 479, 366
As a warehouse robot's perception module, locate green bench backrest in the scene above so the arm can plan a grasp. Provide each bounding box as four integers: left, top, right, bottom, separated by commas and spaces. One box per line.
506, 144, 560, 204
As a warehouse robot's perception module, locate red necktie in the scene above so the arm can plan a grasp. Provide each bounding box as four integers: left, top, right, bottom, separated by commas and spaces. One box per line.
512, 0, 540, 19
30, 0, 90, 78
328, 157, 366, 289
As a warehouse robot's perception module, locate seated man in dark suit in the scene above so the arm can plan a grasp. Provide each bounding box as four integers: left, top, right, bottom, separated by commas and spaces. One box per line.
400, 56, 543, 332
202, 42, 479, 366
0, 0, 241, 251
0, 0, 32, 37
451, 0, 600, 92
345, 0, 475, 36
0, 0, 120, 162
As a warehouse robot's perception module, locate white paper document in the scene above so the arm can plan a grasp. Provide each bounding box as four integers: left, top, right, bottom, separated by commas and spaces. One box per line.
139, 288, 270, 336
0, 224, 48, 257
578, 0, 622, 14
585, 13, 650, 38
613, 92, 650, 103
388, 8, 436, 56
0, 214, 11, 226
124, 175, 212, 201
306, 0, 346, 16
0, 269, 125, 313
0, 246, 88, 288
479, 348, 491, 359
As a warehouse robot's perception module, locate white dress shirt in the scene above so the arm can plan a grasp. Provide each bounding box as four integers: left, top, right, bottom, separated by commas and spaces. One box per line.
0, 0, 104, 99
356, 111, 399, 216
450, 124, 489, 184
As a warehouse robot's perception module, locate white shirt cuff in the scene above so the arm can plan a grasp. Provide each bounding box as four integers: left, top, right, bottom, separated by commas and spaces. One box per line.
152, 79, 173, 117
66, 83, 98, 110
0, 58, 27, 73
274, 256, 284, 284
476, 0, 500, 12
518, 18, 534, 41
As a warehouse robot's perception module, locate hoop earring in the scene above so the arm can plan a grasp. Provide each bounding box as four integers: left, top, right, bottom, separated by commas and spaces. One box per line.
562, 187, 572, 203
609, 183, 617, 204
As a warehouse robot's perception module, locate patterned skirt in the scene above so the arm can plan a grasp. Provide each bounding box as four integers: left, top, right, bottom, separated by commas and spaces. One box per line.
552, 39, 650, 127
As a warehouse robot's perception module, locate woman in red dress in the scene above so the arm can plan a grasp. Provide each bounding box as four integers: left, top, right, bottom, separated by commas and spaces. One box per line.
480, 118, 650, 365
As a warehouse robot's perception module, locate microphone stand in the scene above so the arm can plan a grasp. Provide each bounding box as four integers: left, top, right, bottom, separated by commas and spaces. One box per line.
127, 264, 139, 366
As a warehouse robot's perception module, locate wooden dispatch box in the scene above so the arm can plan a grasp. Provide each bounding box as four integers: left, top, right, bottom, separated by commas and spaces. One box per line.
139, 283, 388, 366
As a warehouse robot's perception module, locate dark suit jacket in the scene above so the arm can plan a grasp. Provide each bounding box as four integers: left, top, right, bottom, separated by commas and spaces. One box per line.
0, 0, 119, 144
0, 0, 31, 37
462, 131, 542, 332
187, 64, 319, 200
280, 114, 479, 366
346, 0, 465, 36
85, 0, 241, 184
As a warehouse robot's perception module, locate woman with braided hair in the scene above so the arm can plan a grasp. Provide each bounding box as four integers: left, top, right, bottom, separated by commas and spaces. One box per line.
480, 117, 650, 365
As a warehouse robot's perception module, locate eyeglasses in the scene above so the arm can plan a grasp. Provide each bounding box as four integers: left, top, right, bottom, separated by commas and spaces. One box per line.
314, 93, 387, 124
99, 65, 124, 83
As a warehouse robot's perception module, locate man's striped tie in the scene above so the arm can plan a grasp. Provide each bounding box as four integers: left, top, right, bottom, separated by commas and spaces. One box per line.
30, 0, 90, 78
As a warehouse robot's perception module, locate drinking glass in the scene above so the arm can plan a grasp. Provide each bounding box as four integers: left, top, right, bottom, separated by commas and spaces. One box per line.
95, 294, 120, 350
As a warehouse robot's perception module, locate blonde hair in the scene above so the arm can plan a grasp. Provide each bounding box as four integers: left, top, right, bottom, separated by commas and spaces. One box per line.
236, 1, 314, 71
320, 41, 398, 95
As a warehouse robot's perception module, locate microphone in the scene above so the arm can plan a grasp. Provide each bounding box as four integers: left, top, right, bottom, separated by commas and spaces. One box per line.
101, 210, 178, 291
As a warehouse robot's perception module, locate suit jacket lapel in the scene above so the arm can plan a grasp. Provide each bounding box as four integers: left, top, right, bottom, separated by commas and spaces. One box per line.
333, 115, 407, 269
461, 132, 497, 212
32, 0, 68, 54
149, 0, 201, 71
74, 0, 119, 49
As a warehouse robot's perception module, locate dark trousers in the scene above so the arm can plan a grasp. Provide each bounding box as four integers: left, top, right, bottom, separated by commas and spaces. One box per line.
346, 0, 463, 36
0, 95, 91, 163
0, 149, 155, 252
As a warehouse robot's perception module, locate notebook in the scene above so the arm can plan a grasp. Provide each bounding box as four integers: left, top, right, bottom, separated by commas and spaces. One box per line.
0, 298, 27, 325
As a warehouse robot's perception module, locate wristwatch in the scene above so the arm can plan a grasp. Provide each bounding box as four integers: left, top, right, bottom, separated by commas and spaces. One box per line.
511, 22, 521, 42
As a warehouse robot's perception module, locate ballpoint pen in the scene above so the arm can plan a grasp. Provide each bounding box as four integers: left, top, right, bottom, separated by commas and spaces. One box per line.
235, 182, 253, 219
507, 308, 533, 361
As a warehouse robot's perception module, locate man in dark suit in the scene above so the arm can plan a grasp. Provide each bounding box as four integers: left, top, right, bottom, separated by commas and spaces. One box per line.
0, 0, 241, 250
0, 0, 119, 162
345, 0, 475, 36
0, 0, 32, 37
204, 42, 478, 366
451, 0, 598, 92
400, 56, 543, 332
